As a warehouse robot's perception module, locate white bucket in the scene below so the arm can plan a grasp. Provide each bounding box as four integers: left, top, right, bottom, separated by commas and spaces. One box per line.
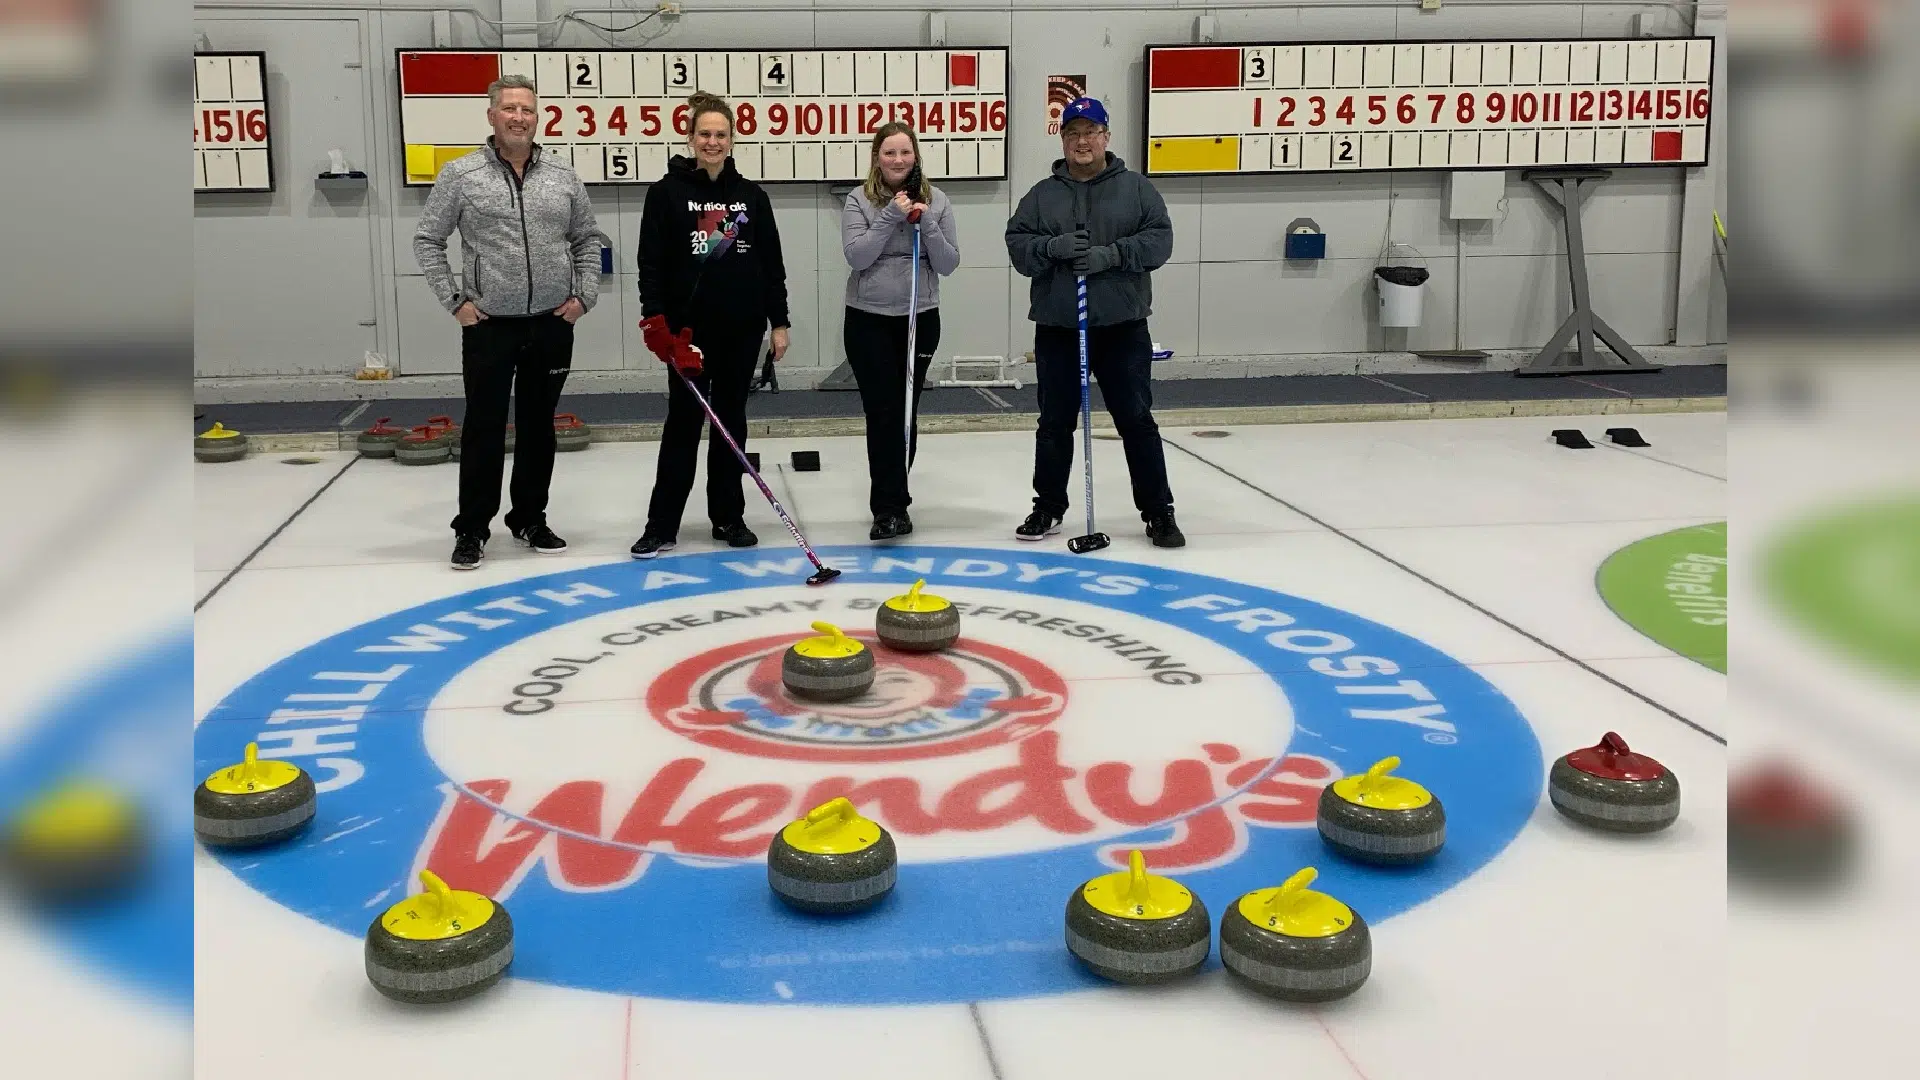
1376, 274, 1426, 328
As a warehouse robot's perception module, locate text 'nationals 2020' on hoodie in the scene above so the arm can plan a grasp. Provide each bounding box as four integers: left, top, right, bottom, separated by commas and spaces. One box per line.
637, 155, 790, 340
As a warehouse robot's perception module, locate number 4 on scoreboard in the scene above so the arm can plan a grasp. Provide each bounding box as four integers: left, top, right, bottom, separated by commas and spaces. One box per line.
761, 53, 793, 93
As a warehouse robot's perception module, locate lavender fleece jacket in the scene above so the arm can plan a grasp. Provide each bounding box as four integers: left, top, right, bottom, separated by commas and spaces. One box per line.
841, 186, 960, 316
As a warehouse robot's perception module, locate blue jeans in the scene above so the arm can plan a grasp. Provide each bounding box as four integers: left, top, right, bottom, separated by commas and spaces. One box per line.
1030, 318, 1173, 521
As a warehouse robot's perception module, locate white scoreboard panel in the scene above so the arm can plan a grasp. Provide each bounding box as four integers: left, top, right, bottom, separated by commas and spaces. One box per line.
195, 51, 274, 193
396, 47, 1009, 186
1142, 38, 1716, 176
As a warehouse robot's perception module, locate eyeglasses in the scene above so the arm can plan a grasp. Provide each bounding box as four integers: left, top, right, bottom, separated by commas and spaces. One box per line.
1062, 126, 1108, 143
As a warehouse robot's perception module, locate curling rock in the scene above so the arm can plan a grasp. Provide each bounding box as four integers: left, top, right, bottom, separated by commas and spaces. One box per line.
1317, 756, 1445, 865
1, 779, 147, 905
875, 579, 960, 652
448, 424, 515, 461
781, 622, 874, 701
1064, 850, 1211, 985
766, 797, 897, 914
193, 742, 316, 849
1727, 762, 1854, 888
356, 417, 405, 458
194, 422, 248, 463
554, 412, 591, 452
365, 870, 514, 1004
394, 423, 453, 465
1220, 867, 1370, 1003
1548, 732, 1680, 833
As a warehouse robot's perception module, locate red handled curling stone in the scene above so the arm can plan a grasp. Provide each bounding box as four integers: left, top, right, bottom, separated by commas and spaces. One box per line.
1548, 732, 1680, 833
1728, 761, 1854, 889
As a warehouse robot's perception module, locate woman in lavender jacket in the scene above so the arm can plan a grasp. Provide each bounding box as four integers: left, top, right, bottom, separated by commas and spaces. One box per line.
841, 122, 961, 540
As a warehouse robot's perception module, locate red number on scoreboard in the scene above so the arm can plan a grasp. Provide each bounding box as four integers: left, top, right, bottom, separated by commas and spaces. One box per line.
244, 109, 267, 142
1335, 96, 1355, 124
1456, 93, 1475, 124
858, 101, 881, 134
800, 102, 824, 136
986, 100, 1006, 131
1660, 88, 1683, 121
1277, 97, 1296, 128
544, 106, 563, 137
1368, 95, 1385, 125
1515, 92, 1538, 123
576, 105, 596, 137
1397, 94, 1415, 124
955, 101, 976, 132
736, 103, 756, 135
1308, 96, 1326, 127
767, 103, 789, 136
639, 105, 661, 136
1602, 90, 1623, 122
1688, 88, 1710, 119
1571, 91, 1594, 123
607, 106, 628, 136
1485, 93, 1506, 124
921, 101, 944, 132
1428, 94, 1446, 123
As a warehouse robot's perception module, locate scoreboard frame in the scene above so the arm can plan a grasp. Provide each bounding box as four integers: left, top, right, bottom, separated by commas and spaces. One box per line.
194, 50, 276, 194
1139, 37, 1717, 178
394, 46, 1012, 187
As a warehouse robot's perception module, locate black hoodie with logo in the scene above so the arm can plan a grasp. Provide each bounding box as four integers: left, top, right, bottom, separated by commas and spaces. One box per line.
637, 155, 790, 342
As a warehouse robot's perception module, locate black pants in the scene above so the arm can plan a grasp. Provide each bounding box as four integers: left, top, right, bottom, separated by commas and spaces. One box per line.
451, 312, 574, 539
646, 329, 760, 537
1031, 318, 1173, 521
845, 306, 942, 518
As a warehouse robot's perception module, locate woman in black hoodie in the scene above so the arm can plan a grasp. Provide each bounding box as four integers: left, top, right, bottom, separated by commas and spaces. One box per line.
631, 91, 790, 558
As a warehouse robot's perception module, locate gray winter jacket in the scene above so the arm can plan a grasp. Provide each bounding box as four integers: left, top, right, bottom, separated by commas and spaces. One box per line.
1005, 153, 1173, 329
414, 140, 603, 318
842, 186, 960, 316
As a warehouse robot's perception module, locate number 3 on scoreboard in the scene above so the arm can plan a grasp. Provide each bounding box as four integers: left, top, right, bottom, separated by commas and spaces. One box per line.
667, 53, 692, 88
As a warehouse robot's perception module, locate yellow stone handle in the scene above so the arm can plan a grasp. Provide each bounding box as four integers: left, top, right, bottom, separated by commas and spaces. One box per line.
810, 621, 850, 646
1123, 849, 1150, 905
237, 741, 263, 781
805, 796, 857, 831
1270, 866, 1317, 910
1358, 756, 1400, 793
418, 869, 455, 918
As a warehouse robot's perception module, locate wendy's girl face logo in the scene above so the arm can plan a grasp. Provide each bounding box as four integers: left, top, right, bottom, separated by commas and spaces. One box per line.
193, 547, 1542, 1005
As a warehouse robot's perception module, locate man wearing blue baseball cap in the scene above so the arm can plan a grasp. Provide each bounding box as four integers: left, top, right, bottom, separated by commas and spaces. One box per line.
1005, 96, 1183, 548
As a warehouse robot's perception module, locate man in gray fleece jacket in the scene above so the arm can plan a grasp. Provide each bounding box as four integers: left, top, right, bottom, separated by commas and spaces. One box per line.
1005, 96, 1183, 548
414, 74, 603, 571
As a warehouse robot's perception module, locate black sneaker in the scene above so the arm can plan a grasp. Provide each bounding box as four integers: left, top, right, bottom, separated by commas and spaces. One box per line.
511, 523, 568, 554
451, 533, 486, 570
712, 522, 758, 548
1145, 511, 1186, 549
869, 513, 913, 540
1015, 511, 1062, 541
629, 532, 676, 559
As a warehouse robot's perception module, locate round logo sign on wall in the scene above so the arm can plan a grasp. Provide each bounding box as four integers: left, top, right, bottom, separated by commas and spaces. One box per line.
194, 547, 1541, 1004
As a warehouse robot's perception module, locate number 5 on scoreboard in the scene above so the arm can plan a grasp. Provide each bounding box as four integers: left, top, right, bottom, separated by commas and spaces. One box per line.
606, 145, 633, 180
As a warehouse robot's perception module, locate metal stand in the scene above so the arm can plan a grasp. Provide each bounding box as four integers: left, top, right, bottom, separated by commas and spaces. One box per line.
1517, 168, 1661, 377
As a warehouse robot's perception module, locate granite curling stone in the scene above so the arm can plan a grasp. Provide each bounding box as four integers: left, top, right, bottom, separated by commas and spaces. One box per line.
1, 779, 148, 906
1317, 756, 1445, 866
1548, 732, 1680, 834
781, 621, 875, 701
554, 412, 591, 452
1219, 867, 1371, 1002
193, 741, 317, 849
194, 422, 248, 463
766, 796, 897, 914
355, 417, 405, 459
1727, 761, 1855, 890
1064, 850, 1211, 985
365, 869, 514, 1004
393, 422, 453, 465
875, 578, 961, 653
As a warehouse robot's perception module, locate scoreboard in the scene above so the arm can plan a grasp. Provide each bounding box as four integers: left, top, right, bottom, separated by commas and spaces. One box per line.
194, 51, 274, 192
396, 47, 1009, 186
1142, 38, 1716, 176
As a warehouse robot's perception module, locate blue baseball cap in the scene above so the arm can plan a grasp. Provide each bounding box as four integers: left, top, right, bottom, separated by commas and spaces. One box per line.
1060, 96, 1109, 128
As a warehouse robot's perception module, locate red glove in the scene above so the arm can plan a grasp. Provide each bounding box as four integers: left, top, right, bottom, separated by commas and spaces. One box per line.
640, 314, 674, 362
669, 327, 705, 377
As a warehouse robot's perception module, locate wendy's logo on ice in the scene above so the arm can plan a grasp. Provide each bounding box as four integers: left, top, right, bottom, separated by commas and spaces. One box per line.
193, 546, 1545, 1006
650, 634, 1066, 762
